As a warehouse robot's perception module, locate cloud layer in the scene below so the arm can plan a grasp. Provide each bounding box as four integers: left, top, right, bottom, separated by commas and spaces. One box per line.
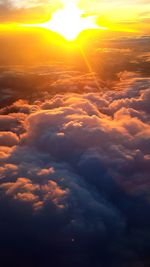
0, 70, 150, 267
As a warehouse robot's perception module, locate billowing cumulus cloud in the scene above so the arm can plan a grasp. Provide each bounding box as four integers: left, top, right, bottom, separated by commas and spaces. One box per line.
0, 131, 19, 146
0, 70, 150, 267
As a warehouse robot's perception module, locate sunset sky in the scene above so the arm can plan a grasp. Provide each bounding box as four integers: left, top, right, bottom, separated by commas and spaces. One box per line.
0, 1, 150, 267
0, 0, 150, 35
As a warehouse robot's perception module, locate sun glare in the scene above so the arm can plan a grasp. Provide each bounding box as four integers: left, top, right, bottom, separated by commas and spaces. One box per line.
46, 3, 100, 40
21, 2, 107, 41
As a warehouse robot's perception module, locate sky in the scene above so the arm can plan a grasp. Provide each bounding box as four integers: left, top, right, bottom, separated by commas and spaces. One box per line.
0, 1, 150, 267
0, 0, 150, 34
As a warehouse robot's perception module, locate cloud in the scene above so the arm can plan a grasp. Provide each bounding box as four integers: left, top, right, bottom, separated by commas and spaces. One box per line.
0, 0, 49, 9
0, 70, 150, 266
0, 131, 19, 146
0, 0, 56, 23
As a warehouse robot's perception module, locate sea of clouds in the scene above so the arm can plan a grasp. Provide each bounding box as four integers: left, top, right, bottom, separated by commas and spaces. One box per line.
0, 69, 150, 267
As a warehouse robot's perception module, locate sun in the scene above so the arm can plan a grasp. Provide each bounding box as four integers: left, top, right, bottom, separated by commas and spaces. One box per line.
21, 2, 107, 41
45, 2, 101, 41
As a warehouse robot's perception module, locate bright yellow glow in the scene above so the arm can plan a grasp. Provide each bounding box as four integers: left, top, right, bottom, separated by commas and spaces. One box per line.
21, 2, 107, 41
47, 3, 102, 40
